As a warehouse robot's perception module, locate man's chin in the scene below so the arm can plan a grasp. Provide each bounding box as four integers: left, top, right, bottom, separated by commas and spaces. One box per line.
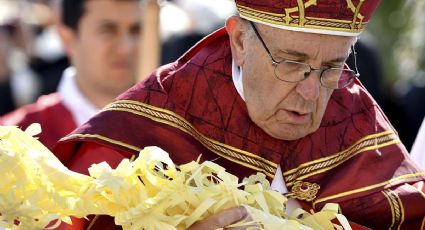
266, 125, 314, 141
272, 133, 305, 141
110, 69, 132, 77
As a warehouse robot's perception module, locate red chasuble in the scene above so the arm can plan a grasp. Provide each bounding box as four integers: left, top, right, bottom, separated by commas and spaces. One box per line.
55, 28, 425, 230
1, 93, 77, 151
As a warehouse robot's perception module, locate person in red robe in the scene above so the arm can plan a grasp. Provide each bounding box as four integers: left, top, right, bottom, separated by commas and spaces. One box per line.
1, 0, 142, 151
1, 93, 76, 150
55, 0, 425, 229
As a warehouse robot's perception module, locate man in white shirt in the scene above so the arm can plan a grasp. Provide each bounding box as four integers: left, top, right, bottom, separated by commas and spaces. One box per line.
1, 0, 142, 151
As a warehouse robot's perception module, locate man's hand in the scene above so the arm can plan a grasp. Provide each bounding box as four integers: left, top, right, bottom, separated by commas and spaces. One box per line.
188, 206, 255, 230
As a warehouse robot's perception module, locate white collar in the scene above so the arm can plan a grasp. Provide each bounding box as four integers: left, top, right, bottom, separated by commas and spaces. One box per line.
232, 59, 245, 101
58, 67, 99, 126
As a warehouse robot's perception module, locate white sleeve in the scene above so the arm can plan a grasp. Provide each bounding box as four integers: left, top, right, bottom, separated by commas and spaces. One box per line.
410, 117, 425, 169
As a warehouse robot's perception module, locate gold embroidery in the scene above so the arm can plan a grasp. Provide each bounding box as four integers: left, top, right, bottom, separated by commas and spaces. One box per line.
62, 133, 141, 152
237, 4, 368, 34
283, 131, 391, 174
284, 0, 317, 26
283, 131, 399, 186
243, 172, 271, 190
312, 172, 425, 208
382, 189, 405, 230
349, 0, 365, 29
286, 181, 320, 202
99, 100, 278, 178
346, 0, 365, 20
383, 190, 396, 229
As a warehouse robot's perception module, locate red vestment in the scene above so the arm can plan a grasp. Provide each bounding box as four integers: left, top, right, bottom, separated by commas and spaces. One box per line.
55, 28, 425, 230
1, 93, 77, 151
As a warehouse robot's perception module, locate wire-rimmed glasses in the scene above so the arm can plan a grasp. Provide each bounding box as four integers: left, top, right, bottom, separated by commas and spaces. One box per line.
249, 21, 360, 89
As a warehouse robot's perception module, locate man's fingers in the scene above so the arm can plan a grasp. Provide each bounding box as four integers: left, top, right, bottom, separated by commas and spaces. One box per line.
226, 211, 261, 230
188, 206, 248, 230
210, 206, 248, 227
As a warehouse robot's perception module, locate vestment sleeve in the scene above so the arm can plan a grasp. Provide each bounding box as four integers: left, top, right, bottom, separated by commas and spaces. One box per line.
56, 142, 129, 229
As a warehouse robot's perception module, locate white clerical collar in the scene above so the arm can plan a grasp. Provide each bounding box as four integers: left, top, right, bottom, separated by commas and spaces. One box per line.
232, 59, 245, 101
58, 67, 98, 126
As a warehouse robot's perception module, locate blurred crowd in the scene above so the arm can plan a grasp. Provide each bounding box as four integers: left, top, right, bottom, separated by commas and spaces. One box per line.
0, 0, 64, 114
0, 0, 423, 152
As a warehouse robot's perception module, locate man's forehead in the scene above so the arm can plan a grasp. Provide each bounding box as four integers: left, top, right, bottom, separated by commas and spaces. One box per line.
84, 0, 141, 12
261, 29, 355, 62
264, 26, 355, 49
84, 0, 141, 19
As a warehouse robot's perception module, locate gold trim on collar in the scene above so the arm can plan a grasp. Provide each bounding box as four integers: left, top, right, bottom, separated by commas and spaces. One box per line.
283, 131, 399, 186
99, 100, 278, 178
312, 172, 425, 208
382, 189, 405, 230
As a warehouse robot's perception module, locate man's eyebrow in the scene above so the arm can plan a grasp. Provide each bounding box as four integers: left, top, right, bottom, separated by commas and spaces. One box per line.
326, 56, 348, 64
98, 20, 117, 27
282, 49, 348, 63
279, 49, 309, 58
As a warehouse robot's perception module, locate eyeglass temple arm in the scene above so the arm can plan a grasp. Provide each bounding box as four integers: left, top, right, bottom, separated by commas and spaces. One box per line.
352, 44, 360, 77
249, 21, 279, 64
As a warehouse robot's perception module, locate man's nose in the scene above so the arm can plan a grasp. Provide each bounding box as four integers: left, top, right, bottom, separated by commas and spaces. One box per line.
117, 34, 136, 55
295, 71, 321, 101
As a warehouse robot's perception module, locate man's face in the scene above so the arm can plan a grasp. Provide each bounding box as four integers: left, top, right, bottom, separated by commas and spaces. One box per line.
68, 0, 141, 99
230, 18, 355, 140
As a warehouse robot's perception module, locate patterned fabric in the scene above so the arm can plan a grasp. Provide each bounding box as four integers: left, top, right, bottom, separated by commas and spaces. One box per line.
236, 0, 381, 36
55, 28, 425, 229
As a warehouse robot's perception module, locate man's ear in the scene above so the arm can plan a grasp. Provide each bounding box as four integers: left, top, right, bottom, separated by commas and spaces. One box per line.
225, 16, 248, 67
56, 24, 77, 58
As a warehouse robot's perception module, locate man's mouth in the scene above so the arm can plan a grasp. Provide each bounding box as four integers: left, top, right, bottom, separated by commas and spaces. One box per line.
284, 109, 310, 124
112, 61, 131, 70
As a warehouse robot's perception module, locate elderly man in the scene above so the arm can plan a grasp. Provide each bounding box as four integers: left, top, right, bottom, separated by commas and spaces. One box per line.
1, 0, 141, 150
55, 0, 425, 229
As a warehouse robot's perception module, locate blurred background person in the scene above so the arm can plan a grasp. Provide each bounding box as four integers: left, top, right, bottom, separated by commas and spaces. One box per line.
1, 0, 142, 151
0, 21, 16, 115
159, 0, 236, 64
29, 0, 70, 97
0, 0, 40, 115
